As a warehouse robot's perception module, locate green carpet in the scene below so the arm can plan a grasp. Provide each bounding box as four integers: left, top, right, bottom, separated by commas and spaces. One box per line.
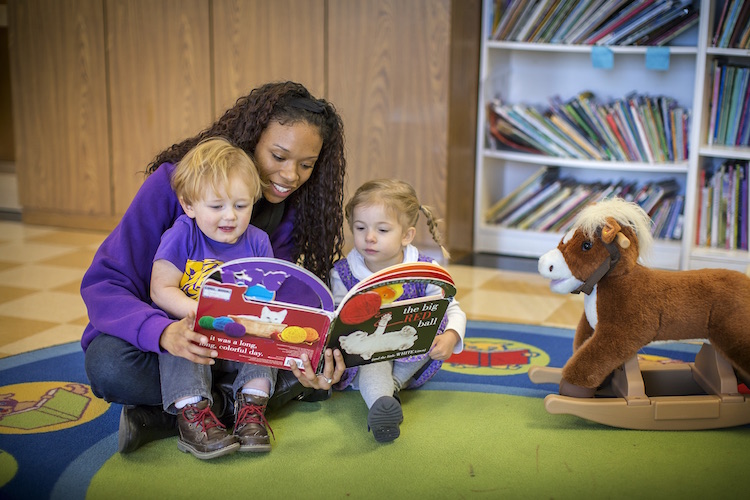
91, 390, 747, 499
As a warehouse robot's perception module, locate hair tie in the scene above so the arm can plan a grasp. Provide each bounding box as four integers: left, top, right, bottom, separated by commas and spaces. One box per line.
289, 97, 326, 114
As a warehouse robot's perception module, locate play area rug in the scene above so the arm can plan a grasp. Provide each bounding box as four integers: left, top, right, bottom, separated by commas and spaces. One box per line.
1, 321, 747, 499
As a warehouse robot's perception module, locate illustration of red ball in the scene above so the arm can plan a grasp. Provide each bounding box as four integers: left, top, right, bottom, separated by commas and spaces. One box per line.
338, 292, 382, 325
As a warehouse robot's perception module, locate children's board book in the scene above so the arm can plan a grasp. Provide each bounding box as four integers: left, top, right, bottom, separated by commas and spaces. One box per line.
193, 258, 456, 372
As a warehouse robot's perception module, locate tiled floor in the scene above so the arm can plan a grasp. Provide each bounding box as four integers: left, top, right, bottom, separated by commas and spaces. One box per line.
0, 220, 584, 359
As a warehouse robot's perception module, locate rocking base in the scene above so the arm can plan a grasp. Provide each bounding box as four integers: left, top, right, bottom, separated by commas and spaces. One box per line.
528, 344, 750, 430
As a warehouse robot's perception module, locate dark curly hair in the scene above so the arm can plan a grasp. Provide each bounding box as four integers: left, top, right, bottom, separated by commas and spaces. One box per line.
146, 81, 346, 283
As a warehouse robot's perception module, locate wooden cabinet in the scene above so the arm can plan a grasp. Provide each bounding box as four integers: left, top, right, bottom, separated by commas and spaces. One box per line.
8, 0, 479, 254
9, 0, 110, 224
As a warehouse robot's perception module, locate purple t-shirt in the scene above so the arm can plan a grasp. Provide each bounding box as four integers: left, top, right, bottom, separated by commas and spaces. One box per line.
80, 162, 296, 353
154, 215, 274, 303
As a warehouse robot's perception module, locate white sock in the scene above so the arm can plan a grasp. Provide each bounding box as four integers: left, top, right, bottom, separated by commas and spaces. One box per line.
174, 395, 201, 409
241, 388, 269, 398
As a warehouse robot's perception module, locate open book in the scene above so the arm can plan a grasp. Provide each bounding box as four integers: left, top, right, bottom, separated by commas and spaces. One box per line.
193, 258, 456, 372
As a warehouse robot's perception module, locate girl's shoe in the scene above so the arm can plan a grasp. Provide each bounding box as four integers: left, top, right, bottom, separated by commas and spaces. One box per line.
367, 395, 403, 442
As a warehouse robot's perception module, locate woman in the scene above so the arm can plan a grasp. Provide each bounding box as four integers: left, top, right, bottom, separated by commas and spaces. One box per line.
80, 81, 348, 453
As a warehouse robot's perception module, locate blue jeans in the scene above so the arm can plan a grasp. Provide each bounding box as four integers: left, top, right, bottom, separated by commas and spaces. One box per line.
84, 334, 279, 409
159, 353, 277, 414
84, 334, 163, 406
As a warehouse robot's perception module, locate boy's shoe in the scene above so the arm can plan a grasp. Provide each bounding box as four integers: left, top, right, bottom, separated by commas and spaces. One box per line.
367, 395, 403, 443
234, 392, 274, 452
118, 405, 178, 454
177, 399, 240, 459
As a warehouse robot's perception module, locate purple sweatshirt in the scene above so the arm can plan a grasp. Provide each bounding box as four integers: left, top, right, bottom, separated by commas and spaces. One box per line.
80, 162, 296, 353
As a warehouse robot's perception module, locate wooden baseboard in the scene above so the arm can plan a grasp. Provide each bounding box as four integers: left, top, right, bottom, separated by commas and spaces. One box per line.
22, 210, 120, 232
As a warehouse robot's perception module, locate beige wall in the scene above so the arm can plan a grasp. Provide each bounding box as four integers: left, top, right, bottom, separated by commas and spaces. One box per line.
7, 0, 479, 253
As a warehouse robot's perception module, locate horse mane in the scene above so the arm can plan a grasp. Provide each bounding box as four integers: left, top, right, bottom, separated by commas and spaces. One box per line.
573, 197, 654, 256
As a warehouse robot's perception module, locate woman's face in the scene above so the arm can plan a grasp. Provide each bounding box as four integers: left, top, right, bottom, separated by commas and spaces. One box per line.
254, 120, 323, 204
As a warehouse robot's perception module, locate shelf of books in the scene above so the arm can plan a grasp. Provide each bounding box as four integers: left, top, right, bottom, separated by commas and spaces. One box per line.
475, 0, 750, 272
684, 0, 750, 272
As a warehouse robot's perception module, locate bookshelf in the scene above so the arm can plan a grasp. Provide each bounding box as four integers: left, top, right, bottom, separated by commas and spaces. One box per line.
684, 0, 750, 272
474, 0, 749, 272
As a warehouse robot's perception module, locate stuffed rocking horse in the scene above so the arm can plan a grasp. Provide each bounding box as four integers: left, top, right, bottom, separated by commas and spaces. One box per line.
529, 197, 750, 429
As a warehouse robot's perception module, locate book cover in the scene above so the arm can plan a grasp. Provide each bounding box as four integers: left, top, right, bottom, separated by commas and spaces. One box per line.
587, 0, 658, 45
727, 67, 749, 145
523, 105, 586, 157
518, 184, 573, 230
326, 264, 456, 367
665, 194, 684, 240
738, 79, 750, 146
622, 4, 693, 46
500, 180, 564, 227
569, 0, 632, 43
550, 0, 595, 43
533, 184, 592, 231
713, 0, 733, 47
486, 103, 544, 154
728, 0, 750, 48
562, 0, 610, 43
509, 0, 546, 41
576, 92, 622, 159
565, 97, 611, 158
718, 0, 743, 48
615, 98, 648, 161
534, 0, 577, 43
708, 59, 721, 146
717, 65, 736, 145
484, 165, 552, 222
508, 105, 571, 157
193, 259, 456, 371
493, 104, 564, 156
628, 96, 656, 163
604, 107, 634, 159
647, 10, 699, 46
527, 0, 563, 42
740, 164, 748, 249
493, 0, 528, 40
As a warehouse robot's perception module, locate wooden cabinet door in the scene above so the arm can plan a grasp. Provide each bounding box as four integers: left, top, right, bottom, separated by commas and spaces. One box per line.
328, 0, 452, 249
107, 0, 212, 215
8, 0, 110, 218
212, 0, 325, 116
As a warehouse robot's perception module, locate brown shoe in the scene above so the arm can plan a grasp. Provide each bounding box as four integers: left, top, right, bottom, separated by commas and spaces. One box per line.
234, 392, 274, 452
177, 399, 240, 459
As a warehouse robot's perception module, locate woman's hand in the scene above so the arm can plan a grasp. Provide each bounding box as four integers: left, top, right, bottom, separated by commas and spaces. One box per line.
287, 348, 346, 390
159, 313, 218, 365
429, 329, 460, 361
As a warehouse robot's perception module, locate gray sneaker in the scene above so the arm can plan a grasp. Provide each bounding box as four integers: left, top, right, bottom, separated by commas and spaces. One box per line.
367, 395, 403, 442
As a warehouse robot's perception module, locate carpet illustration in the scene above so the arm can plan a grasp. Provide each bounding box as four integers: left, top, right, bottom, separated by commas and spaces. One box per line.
1, 321, 747, 499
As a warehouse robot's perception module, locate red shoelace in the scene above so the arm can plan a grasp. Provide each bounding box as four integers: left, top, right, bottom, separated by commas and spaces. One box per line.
182, 404, 226, 431
235, 403, 275, 440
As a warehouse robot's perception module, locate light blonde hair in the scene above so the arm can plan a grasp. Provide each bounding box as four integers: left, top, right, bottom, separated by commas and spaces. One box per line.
170, 137, 266, 205
345, 178, 450, 259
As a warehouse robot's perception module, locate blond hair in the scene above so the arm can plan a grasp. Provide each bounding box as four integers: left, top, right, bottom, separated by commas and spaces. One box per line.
345, 178, 450, 259
170, 137, 266, 205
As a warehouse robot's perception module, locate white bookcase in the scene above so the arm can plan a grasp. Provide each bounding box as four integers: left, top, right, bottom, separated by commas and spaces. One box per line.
474, 0, 749, 272
683, 0, 750, 272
